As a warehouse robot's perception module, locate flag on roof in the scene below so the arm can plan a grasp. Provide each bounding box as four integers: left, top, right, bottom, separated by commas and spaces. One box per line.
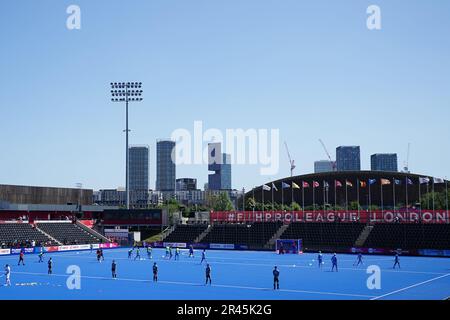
433, 177, 445, 184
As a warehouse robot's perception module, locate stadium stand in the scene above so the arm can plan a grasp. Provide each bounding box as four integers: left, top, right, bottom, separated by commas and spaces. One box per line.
2, 218, 448, 254
201, 222, 283, 249
363, 223, 450, 250
0, 223, 58, 248
280, 222, 366, 251
164, 224, 208, 243
36, 222, 105, 245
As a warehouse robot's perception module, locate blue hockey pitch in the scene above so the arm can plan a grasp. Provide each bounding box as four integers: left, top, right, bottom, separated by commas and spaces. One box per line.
0, 248, 449, 300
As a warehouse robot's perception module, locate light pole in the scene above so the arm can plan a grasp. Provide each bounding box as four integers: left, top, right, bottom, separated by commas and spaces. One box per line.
242, 187, 245, 212
110, 82, 143, 210
75, 183, 83, 212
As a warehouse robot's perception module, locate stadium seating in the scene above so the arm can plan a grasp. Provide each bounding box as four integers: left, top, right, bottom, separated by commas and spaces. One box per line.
202, 222, 283, 248
0, 223, 57, 248
363, 223, 450, 250
37, 222, 104, 245
164, 224, 209, 243
144, 221, 450, 252
280, 222, 365, 251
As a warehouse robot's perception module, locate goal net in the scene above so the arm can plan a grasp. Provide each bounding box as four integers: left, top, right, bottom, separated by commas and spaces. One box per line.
275, 239, 302, 254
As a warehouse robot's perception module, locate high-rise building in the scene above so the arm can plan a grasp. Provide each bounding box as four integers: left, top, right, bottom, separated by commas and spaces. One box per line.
156, 140, 176, 191
371, 153, 398, 172
176, 178, 198, 191
336, 146, 361, 171
314, 160, 335, 173
129, 146, 149, 191
208, 142, 232, 190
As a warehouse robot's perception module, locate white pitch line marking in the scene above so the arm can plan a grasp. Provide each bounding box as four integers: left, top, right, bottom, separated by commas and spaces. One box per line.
370, 273, 450, 300
11, 271, 376, 299
39, 253, 447, 275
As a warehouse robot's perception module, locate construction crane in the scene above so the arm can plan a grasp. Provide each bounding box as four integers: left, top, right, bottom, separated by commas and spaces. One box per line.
403, 143, 411, 173
319, 139, 337, 171
284, 142, 296, 177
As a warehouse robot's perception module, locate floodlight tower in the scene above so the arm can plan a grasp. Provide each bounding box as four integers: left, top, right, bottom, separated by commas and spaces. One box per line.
75, 182, 83, 212
110, 82, 143, 209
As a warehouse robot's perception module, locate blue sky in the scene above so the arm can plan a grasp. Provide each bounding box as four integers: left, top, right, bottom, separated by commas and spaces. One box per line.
0, 0, 449, 192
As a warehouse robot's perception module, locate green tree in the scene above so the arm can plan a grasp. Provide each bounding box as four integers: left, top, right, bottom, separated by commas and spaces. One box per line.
245, 197, 256, 211
349, 201, 361, 210
420, 190, 449, 210
208, 192, 234, 211
161, 198, 181, 213
156, 198, 182, 225
181, 205, 191, 218
291, 202, 301, 211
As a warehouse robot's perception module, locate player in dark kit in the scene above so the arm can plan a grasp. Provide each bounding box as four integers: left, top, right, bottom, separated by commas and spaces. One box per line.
331, 253, 338, 272
174, 247, 180, 261
273, 266, 280, 290
128, 248, 133, 259
354, 253, 363, 266
111, 260, 117, 279
152, 263, 158, 282
189, 245, 194, 258
317, 251, 323, 269
97, 249, 101, 262
48, 258, 53, 275
100, 249, 105, 261
18, 251, 25, 266
205, 264, 212, 285
393, 253, 401, 269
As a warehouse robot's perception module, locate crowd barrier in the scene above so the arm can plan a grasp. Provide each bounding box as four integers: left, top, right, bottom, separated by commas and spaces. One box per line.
0, 243, 119, 256
148, 241, 449, 257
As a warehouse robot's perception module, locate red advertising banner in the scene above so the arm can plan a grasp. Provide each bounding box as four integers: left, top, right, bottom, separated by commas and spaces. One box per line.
79, 220, 94, 228
210, 210, 449, 224
44, 246, 60, 252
